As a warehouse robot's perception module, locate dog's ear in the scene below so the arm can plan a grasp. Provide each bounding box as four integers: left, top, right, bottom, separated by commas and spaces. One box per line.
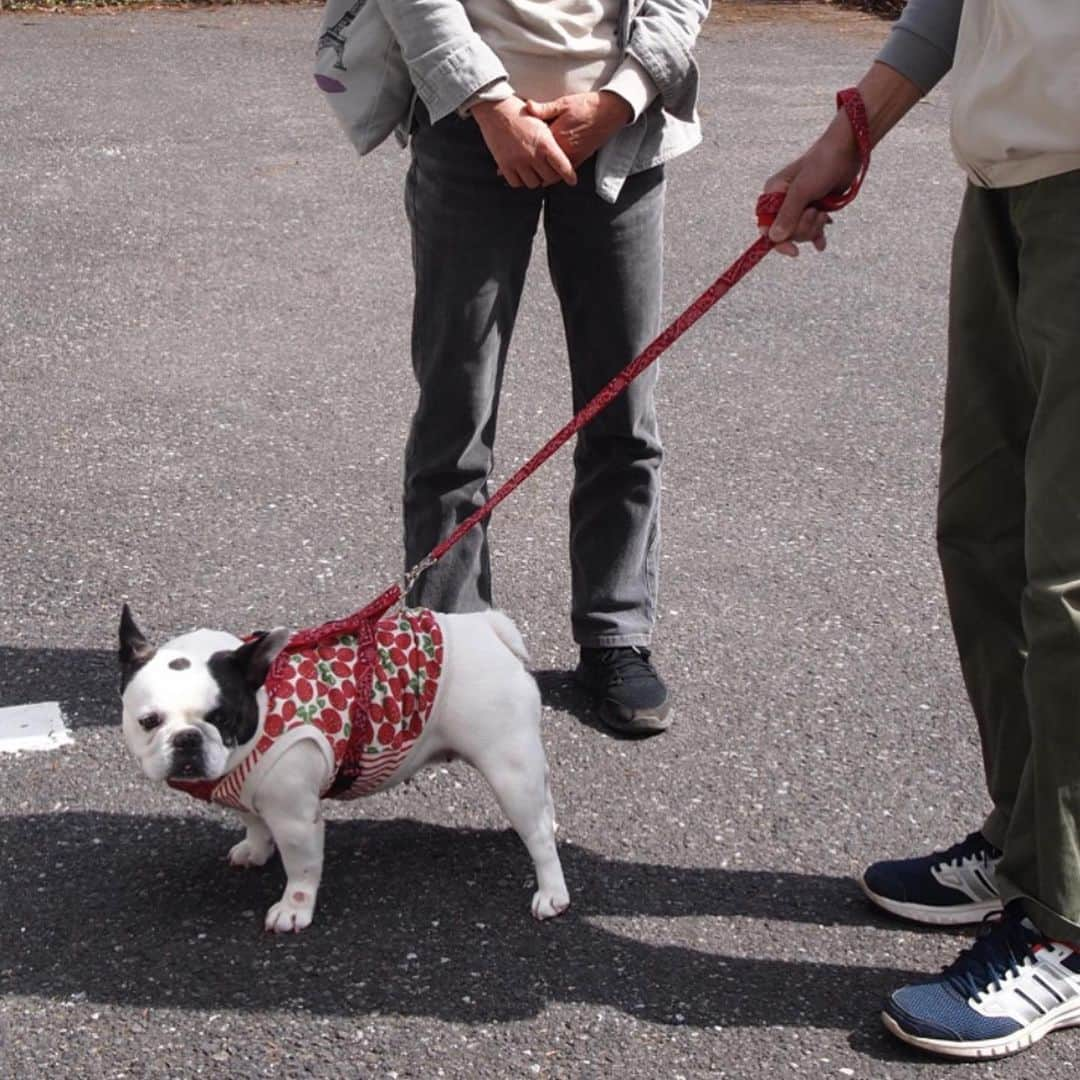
119, 603, 156, 687
232, 627, 290, 691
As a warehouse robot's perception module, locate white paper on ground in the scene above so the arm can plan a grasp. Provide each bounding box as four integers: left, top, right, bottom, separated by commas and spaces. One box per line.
0, 701, 74, 752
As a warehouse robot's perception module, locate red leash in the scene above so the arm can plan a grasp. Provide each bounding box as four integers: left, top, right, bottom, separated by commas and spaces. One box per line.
366, 88, 871, 617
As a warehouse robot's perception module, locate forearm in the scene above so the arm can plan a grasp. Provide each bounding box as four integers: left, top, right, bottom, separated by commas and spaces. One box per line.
373, 0, 508, 121
626, 0, 710, 119
761, 0, 959, 253
851, 60, 925, 150
762, 62, 923, 250
817, 0, 960, 158
796, 62, 922, 177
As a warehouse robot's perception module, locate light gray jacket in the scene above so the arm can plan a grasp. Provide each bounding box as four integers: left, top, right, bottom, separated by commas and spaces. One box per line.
374, 0, 710, 202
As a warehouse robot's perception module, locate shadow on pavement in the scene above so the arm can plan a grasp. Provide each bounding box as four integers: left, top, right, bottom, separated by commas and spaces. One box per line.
534, 669, 676, 741
1, 810, 923, 1040
0, 653, 644, 738
0, 647, 117, 729
534, 668, 610, 735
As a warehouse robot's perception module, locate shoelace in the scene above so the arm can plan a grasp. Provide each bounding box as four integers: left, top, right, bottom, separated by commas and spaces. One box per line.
944, 913, 1036, 1001
589, 647, 657, 685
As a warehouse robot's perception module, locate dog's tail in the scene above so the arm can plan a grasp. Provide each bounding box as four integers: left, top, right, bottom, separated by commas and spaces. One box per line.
483, 610, 529, 664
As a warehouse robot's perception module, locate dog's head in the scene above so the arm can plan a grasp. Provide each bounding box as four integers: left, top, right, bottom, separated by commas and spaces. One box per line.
118, 604, 289, 783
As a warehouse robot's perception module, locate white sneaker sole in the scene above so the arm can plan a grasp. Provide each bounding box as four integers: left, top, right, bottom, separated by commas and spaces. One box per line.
882, 998, 1080, 1060
858, 874, 1003, 926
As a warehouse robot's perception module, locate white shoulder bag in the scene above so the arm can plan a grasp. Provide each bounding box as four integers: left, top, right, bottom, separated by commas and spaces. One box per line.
314, 0, 414, 156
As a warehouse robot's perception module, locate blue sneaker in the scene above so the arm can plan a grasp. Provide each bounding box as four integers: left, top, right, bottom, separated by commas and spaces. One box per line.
883, 906, 1080, 1059
859, 831, 1003, 925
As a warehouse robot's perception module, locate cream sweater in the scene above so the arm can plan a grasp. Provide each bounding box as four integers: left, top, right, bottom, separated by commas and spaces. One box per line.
880, 0, 1080, 188
462, 0, 656, 120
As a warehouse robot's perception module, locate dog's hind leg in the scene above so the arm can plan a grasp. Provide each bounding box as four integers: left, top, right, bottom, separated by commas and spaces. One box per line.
473, 729, 570, 920
436, 610, 568, 919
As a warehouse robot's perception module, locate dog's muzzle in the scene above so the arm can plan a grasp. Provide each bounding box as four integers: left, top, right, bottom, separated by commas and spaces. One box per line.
168, 728, 205, 779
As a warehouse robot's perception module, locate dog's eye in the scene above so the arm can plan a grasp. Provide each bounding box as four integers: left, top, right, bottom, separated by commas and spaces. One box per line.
203, 708, 222, 726
139, 712, 163, 731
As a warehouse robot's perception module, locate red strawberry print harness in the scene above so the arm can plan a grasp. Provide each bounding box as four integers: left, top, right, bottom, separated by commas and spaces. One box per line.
170, 605, 445, 811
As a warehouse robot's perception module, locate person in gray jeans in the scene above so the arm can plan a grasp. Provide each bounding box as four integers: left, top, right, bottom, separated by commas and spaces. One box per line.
379, 1, 709, 734
763, 0, 1080, 1060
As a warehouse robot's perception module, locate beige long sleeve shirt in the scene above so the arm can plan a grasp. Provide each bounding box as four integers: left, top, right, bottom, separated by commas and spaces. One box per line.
462, 0, 657, 119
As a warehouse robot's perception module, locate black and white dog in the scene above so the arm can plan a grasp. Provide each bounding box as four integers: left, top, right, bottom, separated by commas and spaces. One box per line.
119, 603, 569, 932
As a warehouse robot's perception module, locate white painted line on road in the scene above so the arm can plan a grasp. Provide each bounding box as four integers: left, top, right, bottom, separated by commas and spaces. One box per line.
0, 702, 73, 753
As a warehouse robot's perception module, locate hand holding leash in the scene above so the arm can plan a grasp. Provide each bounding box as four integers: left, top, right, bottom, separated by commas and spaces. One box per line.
755, 87, 871, 255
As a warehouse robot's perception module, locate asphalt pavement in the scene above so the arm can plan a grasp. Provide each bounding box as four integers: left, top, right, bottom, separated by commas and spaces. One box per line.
2, 3, 1064, 1078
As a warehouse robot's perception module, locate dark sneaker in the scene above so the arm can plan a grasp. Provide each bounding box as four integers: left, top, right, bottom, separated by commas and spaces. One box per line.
859, 831, 1003, 926
882, 905, 1080, 1059
575, 646, 672, 735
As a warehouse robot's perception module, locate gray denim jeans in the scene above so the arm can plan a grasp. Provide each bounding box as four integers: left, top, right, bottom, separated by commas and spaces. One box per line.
402, 108, 665, 647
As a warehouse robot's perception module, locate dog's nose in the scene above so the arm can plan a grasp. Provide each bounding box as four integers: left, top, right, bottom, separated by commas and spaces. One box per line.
172, 729, 202, 751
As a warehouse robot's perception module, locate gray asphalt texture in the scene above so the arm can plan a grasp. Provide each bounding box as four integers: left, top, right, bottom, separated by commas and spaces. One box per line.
1, 3, 1066, 1078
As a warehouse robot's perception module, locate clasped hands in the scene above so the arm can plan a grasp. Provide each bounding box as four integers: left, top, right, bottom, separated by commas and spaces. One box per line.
472, 90, 633, 190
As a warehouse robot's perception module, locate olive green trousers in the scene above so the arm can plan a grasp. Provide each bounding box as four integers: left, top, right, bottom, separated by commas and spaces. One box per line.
939, 168, 1080, 941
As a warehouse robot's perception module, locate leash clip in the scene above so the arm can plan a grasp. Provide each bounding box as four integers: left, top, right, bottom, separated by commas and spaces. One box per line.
400, 554, 437, 608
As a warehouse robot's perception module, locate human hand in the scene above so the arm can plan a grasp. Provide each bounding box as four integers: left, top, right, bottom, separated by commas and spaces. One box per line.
525, 91, 633, 168
761, 114, 859, 257
762, 62, 924, 256
472, 96, 577, 189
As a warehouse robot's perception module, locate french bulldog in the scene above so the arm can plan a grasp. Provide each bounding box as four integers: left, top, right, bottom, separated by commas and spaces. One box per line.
118, 601, 569, 932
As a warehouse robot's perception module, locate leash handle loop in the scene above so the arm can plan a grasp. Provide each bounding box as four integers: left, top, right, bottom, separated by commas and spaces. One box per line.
755, 87, 871, 230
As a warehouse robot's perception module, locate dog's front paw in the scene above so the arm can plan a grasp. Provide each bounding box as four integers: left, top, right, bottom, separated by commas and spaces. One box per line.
531, 886, 570, 921
228, 837, 275, 868
265, 890, 316, 934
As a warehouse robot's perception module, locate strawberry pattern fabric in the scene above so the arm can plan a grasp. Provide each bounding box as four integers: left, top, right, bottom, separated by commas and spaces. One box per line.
333, 607, 444, 797
169, 607, 444, 810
